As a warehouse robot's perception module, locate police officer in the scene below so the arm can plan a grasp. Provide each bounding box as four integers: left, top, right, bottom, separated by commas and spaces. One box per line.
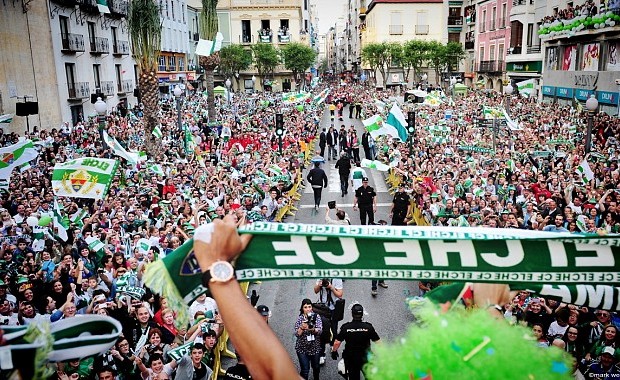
353, 177, 376, 225
390, 183, 411, 226
330, 303, 380, 380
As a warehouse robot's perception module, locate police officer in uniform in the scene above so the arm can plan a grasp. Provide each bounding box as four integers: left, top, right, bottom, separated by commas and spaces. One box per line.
330, 303, 380, 380
353, 177, 377, 225
390, 183, 411, 226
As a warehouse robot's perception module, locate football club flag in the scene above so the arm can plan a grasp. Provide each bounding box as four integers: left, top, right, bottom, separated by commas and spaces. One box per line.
138, 238, 152, 254
385, 103, 409, 141
86, 236, 106, 253
0, 138, 39, 186
196, 32, 223, 57
576, 159, 594, 181
52, 157, 118, 199
148, 164, 165, 176
363, 115, 399, 140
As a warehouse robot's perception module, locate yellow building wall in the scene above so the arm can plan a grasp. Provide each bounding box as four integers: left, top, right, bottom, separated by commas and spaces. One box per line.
363, 3, 446, 45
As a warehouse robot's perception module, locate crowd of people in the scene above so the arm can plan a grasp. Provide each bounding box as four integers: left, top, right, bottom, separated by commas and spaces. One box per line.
0, 74, 619, 379
540, 0, 608, 24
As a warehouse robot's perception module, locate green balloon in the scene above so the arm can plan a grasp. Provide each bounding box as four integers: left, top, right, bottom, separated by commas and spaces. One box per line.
296, 104, 304, 111
383, 145, 389, 152
38, 215, 52, 227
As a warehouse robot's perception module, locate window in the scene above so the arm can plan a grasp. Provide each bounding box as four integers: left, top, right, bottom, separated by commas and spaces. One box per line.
526, 23, 534, 46
87, 22, 96, 45
158, 56, 166, 71
178, 56, 185, 71
115, 64, 122, 92
168, 56, 176, 71
390, 12, 402, 34
171, 1, 175, 20
490, 44, 495, 60
242, 20, 251, 43
93, 64, 101, 90
491, 7, 496, 30
510, 20, 523, 51
498, 44, 504, 59
111, 26, 118, 47
501, 4, 507, 27
481, 10, 487, 32
182, 5, 185, 23
448, 33, 460, 43
59, 16, 69, 37
416, 11, 429, 34
65, 63, 76, 97
479, 46, 485, 62
261, 20, 271, 30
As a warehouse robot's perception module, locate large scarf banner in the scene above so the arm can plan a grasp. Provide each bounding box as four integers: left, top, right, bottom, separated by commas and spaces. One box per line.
144, 223, 620, 326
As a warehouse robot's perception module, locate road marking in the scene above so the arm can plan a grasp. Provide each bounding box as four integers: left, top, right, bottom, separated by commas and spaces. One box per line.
299, 202, 393, 209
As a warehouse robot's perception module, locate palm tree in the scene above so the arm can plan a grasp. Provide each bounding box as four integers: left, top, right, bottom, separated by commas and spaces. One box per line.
199, 0, 219, 122
128, 0, 162, 156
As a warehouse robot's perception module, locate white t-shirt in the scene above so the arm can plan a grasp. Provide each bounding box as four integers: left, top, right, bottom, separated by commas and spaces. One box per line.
188, 297, 218, 324
547, 321, 569, 339
315, 278, 343, 310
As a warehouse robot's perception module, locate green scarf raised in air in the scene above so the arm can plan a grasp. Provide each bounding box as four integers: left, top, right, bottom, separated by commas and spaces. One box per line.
143, 223, 620, 327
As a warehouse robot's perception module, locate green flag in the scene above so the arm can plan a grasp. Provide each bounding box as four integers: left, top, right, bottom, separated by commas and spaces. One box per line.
152, 125, 163, 139
361, 159, 390, 172
96, 0, 110, 13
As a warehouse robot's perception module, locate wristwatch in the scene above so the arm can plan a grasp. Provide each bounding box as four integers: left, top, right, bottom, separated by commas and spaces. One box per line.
202, 261, 235, 287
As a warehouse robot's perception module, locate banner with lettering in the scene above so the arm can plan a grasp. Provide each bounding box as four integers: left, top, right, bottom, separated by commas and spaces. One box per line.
144, 223, 620, 326
52, 158, 119, 199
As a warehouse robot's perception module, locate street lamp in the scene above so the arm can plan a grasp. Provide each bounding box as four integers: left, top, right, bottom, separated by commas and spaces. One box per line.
421, 73, 428, 89
449, 76, 457, 96
251, 75, 256, 93
94, 97, 107, 143
173, 85, 184, 151
585, 94, 599, 154
504, 83, 514, 116
275, 113, 284, 155
225, 78, 232, 106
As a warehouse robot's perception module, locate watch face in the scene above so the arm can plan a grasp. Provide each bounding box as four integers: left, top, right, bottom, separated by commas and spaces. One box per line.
212, 261, 234, 281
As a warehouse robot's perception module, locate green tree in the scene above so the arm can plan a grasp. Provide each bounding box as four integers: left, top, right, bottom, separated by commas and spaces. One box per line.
428, 41, 466, 85
318, 58, 329, 75
199, 0, 219, 122
251, 43, 280, 87
280, 42, 317, 89
219, 44, 253, 89
402, 40, 432, 84
361, 42, 390, 87
128, 0, 162, 156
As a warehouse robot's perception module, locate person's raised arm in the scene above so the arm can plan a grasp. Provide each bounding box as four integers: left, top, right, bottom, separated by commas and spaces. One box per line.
193, 216, 300, 380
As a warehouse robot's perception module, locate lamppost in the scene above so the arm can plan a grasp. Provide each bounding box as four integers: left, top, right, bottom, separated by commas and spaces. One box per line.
504, 83, 514, 116
585, 94, 599, 154
449, 76, 457, 96
225, 78, 232, 106
173, 85, 184, 151
251, 75, 256, 93
94, 97, 107, 144
407, 111, 415, 157
421, 73, 428, 89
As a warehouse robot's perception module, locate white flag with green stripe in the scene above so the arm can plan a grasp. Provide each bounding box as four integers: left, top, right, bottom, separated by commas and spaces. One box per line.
52, 157, 118, 199
282, 92, 310, 104
516, 79, 535, 96
363, 115, 399, 140
96, 0, 110, 13
138, 238, 152, 254
152, 125, 163, 139
53, 199, 69, 241
103, 131, 139, 165
86, 236, 106, 253
0, 138, 39, 184
268, 164, 283, 176
361, 159, 390, 172
148, 164, 165, 176
0, 114, 13, 123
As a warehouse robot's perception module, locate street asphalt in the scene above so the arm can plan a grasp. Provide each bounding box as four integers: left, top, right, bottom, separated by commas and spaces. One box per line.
236, 102, 420, 380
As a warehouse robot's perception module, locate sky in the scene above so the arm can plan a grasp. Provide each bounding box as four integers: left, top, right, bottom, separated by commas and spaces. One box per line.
314, 0, 347, 34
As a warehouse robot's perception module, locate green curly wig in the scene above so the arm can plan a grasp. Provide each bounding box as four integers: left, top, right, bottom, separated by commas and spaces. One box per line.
365, 303, 573, 380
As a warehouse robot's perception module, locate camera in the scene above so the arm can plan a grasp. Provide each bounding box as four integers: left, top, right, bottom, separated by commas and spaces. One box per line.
0, 316, 8, 325
321, 278, 330, 288
615, 79, 620, 85
328, 201, 336, 209
305, 312, 317, 329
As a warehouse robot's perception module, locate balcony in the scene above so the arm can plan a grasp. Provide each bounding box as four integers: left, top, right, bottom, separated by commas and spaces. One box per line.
526, 45, 541, 54
79, 0, 100, 14
389, 24, 403, 35
113, 40, 130, 55
508, 45, 522, 54
68, 82, 90, 100
100, 81, 115, 96
51, 0, 79, 6
278, 33, 291, 43
258, 33, 272, 43
465, 40, 475, 49
118, 80, 133, 94
90, 37, 110, 54
478, 60, 501, 72
448, 16, 463, 26
415, 25, 429, 35
61, 33, 85, 53
108, 0, 128, 17
359, 7, 366, 20
241, 34, 253, 44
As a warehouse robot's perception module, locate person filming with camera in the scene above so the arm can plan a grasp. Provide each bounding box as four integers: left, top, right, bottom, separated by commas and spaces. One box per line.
295, 298, 323, 380
313, 274, 344, 364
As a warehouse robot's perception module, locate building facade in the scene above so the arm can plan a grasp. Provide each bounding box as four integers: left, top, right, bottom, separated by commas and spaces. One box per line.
157, 0, 192, 95
475, 0, 512, 91
539, 0, 620, 114
0, 0, 138, 132
361, 0, 447, 88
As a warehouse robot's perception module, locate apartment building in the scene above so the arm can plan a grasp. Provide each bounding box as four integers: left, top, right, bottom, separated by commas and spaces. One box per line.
475, 0, 512, 91
157, 0, 192, 96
